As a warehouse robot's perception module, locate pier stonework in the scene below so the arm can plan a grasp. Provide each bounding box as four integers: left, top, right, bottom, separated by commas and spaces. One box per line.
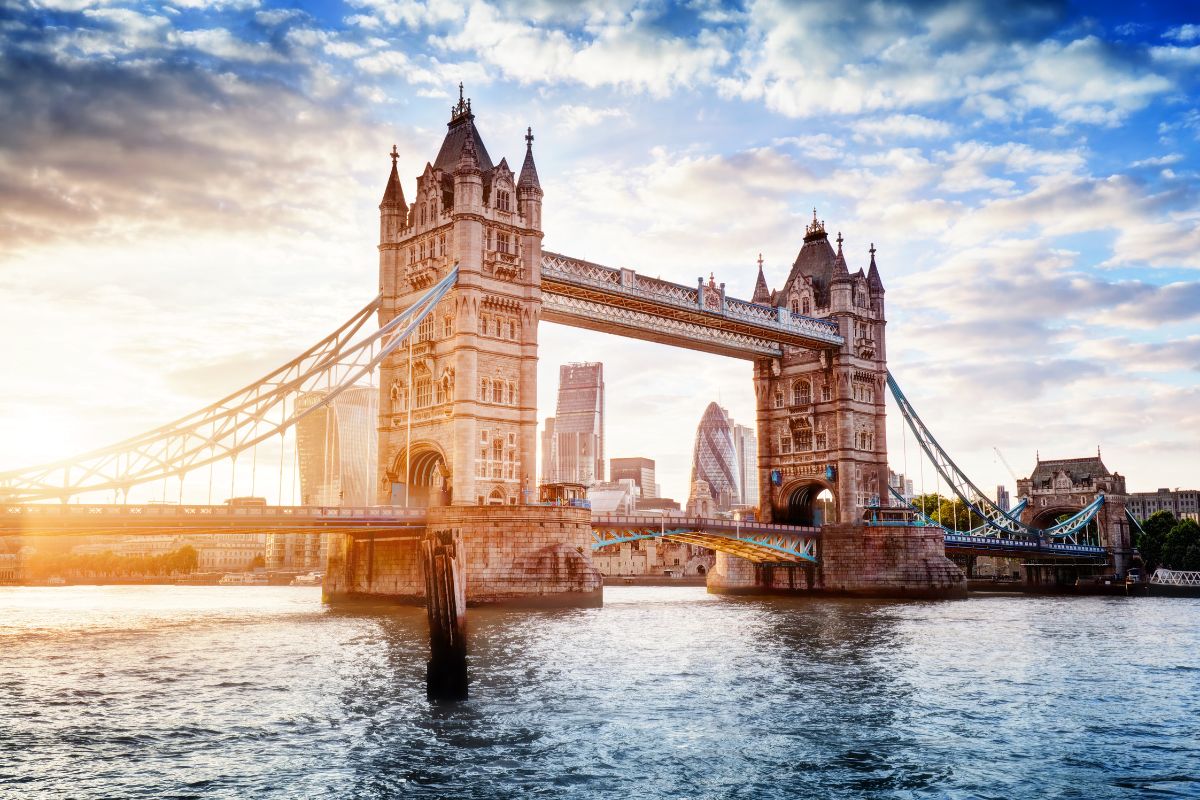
323, 506, 602, 606
707, 524, 966, 599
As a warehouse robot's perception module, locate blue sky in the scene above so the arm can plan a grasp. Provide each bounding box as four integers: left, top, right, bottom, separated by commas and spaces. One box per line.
0, 0, 1198, 502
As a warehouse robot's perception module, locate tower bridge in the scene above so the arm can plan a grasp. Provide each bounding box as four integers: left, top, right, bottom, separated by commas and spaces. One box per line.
0, 88, 1134, 602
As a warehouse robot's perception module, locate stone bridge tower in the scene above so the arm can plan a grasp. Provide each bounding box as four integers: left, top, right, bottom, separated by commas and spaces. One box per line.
325, 90, 602, 606
753, 213, 889, 527
1017, 453, 1132, 576
376, 88, 543, 509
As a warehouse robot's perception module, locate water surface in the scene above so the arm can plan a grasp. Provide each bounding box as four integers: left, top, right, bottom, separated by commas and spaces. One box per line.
2, 586, 1198, 799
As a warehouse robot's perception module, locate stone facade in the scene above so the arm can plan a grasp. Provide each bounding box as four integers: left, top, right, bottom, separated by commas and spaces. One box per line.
707, 524, 965, 599
591, 539, 714, 578
376, 91, 543, 509
753, 215, 889, 527
323, 505, 602, 606
1017, 454, 1132, 576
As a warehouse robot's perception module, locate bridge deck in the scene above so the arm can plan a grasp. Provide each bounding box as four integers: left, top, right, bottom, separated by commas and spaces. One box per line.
2, 505, 1109, 562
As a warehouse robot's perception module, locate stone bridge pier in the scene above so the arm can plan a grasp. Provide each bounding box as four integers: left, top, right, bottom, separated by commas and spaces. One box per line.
707, 524, 965, 599
324, 505, 602, 606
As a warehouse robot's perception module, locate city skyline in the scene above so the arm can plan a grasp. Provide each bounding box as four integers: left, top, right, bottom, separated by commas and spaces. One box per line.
1, 1, 1198, 505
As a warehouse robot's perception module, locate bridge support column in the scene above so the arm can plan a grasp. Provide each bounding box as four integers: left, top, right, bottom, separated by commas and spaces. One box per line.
707, 523, 966, 599
323, 505, 603, 606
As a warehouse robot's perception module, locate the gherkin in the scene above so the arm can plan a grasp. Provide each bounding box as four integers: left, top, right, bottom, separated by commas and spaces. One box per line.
690, 402, 740, 511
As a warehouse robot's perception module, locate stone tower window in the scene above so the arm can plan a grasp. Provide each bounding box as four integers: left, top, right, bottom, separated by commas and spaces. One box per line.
796, 421, 813, 452
780, 433, 792, 454
792, 380, 811, 406
414, 373, 432, 408
774, 390, 783, 409
821, 384, 832, 402
802, 298, 811, 314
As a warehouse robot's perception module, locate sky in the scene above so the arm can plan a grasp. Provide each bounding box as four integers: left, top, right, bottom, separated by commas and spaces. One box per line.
1, 0, 1198, 505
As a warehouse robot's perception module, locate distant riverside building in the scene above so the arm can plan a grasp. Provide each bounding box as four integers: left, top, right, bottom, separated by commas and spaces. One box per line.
732, 424, 759, 507
887, 470, 915, 503
272, 386, 377, 571
588, 479, 639, 515
610, 457, 657, 500
544, 363, 604, 485
1127, 488, 1200, 522
71, 534, 265, 573
688, 403, 740, 513
0, 552, 20, 583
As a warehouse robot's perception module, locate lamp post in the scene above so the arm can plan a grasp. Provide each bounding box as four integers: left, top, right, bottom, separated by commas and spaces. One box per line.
734, 510, 741, 540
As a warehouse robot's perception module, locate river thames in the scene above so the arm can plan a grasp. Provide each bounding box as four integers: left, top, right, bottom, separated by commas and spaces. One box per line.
1, 586, 1198, 799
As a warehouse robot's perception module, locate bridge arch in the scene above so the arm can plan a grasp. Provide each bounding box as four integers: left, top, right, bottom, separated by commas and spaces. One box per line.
391, 442, 450, 508
777, 479, 837, 526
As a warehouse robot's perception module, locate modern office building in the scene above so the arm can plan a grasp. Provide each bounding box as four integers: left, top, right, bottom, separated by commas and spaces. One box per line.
997, 485, 1011, 512
545, 362, 605, 485
271, 386, 378, 571
688, 403, 741, 512
610, 457, 657, 500
541, 417, 557, 483
732, 424, 758, 507
1127, 487, 1200, 522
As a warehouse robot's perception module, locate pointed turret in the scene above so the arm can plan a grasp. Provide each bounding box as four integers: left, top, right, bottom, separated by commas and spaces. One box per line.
751, 253, 772, 305
866, 243, 884, 294
831, 231, 851, 282
518, 126, 542, 191
380, 145, 408, 213
517, 126, 543, 231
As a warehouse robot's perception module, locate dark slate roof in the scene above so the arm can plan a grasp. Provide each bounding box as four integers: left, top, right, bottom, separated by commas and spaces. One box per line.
1029, 456, 1111, 486
433, 113, 494, 175
380, 161, 407, 209
751, 263, 772, 304
518, 142, 541, 190
783, 232, 838, 306
867, 249, 884, 292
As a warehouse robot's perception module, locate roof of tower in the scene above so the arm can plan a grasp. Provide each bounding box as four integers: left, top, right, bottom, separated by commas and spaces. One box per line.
380, 144, 407, 210
1027, 455, 1111, 486
831, 231, 851, 283
782, 210, 839, 306
518, 126, 541, 191
433, 84, 494, 175
751, 253, 772, 305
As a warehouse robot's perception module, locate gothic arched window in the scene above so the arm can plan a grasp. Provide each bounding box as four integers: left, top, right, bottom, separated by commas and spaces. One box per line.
792, 380, 811, 406
480, 378, 491, 403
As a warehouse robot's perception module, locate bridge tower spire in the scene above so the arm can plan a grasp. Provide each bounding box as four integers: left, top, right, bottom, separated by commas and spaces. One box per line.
374, 88, 544, 509
754, 215, 889, 527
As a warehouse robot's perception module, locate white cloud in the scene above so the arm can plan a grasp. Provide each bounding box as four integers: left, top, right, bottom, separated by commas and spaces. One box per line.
851, 114, 953, 143
1165, 24, 1200, 43
171, 28, 281, 63
557, 104, 628, 131
430, 0, 731, 96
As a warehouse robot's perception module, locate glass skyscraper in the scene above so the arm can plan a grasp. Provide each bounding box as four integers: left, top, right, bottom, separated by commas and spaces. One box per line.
269, 385, 377, 571
689, 403, 740, 511
544, 363, 604, 485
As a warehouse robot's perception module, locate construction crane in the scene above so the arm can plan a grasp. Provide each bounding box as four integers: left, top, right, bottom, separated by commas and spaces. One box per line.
993, 447, 1020, 484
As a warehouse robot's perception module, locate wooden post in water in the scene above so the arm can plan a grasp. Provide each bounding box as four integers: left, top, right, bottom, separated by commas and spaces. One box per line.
421, 527, 468, 701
